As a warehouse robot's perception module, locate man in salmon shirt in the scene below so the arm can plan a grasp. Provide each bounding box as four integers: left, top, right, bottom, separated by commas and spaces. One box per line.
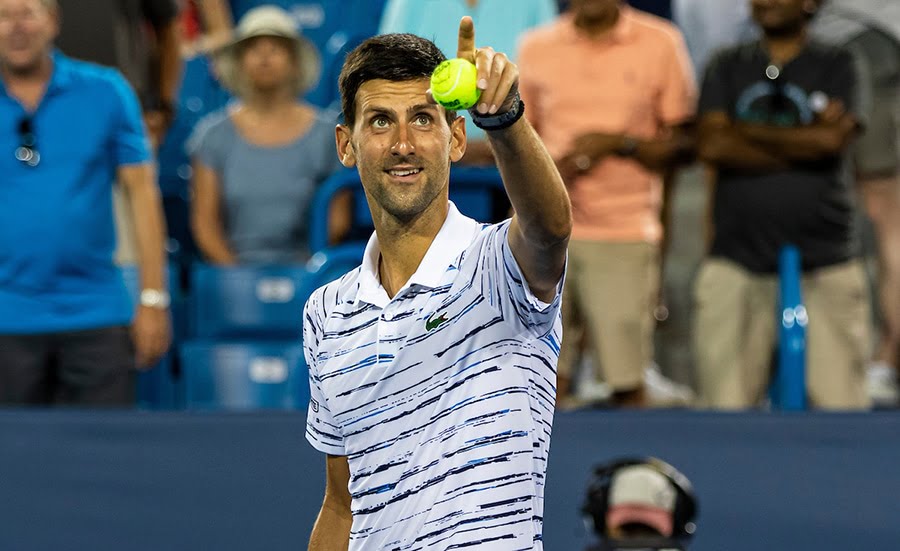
518, 0, 697, 407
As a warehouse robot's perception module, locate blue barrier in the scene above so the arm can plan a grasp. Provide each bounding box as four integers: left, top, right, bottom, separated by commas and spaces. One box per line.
2, 410, 898, 551
774, 245, 807, 410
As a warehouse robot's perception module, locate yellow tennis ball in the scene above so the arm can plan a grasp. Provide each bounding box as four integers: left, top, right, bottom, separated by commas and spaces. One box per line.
430, 58, 481, 111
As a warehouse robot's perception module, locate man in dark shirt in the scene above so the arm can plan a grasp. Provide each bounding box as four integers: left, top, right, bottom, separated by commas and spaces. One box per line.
56, 0, 180, 147
694, 0, 870, 409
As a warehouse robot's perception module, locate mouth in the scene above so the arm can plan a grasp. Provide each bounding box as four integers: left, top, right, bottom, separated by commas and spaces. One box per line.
384, 166, 423, 182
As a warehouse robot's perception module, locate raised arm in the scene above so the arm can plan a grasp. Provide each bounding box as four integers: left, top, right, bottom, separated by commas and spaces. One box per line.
456, 17, 572, 302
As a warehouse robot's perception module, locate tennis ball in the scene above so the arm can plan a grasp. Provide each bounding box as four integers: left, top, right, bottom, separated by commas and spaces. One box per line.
430, 58, 481, 111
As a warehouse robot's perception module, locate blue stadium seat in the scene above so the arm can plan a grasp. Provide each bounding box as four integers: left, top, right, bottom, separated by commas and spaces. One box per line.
121, 265, 184, 409
180, 340, 309, 410
190, 264, 312, 339
306, 243, 367, 290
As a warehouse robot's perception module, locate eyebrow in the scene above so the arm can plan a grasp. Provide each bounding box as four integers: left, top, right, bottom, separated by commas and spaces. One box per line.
363, 104, 441, 117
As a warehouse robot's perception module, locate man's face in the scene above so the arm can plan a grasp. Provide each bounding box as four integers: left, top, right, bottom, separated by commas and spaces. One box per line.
336, 78, 466, 223
0, 0, 56, 73
570, 0, 620, 22
239, 36, 296, 93
751, 0, 811, 33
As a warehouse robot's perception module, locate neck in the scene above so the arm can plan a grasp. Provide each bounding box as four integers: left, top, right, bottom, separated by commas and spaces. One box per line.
763, 25, 807, 64
1, 52, 53, 87
574, 6, 620, 37
375, 200, 448, 299
242, 87, 296, 115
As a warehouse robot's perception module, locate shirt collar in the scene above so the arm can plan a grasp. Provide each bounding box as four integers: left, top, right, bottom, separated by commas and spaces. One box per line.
0, 50, 74, 100
356, 201, 480, 307
558, 6, 636, 44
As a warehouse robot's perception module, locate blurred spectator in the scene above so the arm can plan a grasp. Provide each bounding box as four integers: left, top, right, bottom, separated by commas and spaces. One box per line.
582, 457, 697, 551
54, 0, 181, 266
674, 0, 900, 407
813, 2, 900, 407
187, 6, 347, 265
0, 0, 170, 405
55, 0, 181, 149
694, 0, 870, 410
379, 0, 557, 166
518, 0, 696, 407
193, 0, 387, 109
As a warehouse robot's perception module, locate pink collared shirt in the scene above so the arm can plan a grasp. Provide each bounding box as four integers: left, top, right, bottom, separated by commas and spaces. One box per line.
518, 7, 697, 243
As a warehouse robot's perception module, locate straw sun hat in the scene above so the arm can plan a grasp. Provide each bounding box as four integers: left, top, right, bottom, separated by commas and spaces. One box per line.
215, 5, 321, 95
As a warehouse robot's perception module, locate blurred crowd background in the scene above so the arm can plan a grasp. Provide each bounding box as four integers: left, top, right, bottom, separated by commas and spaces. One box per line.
1, 0, 898, 412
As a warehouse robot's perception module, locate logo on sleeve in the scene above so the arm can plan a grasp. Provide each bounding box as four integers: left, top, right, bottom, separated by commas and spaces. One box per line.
310, 398, 320, 413
425, 312, 449, 332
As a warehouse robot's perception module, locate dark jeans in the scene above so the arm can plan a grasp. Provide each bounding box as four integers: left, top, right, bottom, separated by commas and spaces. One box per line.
0, 326, 135, 406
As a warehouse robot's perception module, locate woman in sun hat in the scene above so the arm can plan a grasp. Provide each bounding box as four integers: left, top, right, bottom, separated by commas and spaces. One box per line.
188, 5, 350, 265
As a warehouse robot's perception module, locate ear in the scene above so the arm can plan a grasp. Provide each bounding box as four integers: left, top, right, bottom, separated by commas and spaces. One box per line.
803, 0, 819, 14
335, 124, 356, 168
449, 116, 467, 163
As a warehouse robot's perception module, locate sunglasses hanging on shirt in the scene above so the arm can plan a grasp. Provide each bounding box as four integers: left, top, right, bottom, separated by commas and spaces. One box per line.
15, 116, 40, 167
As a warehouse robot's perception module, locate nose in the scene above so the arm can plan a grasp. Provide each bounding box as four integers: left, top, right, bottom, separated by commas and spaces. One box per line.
389, 123, 416, 157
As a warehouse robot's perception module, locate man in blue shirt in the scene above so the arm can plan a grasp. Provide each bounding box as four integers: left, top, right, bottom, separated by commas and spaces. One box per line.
0, 0, 170, 405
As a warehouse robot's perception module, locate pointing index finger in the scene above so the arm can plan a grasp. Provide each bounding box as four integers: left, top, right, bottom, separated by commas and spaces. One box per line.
457, 16, 475, 62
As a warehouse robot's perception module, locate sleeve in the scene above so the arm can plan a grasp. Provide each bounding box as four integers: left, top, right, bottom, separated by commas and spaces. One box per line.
109, 71, 152, 166
186, 112, 226, 171
478, 221, 565, 339
141, 0, 180, 29
303, 292, 346, 456
822, 46, 868, 130
657, 28, 698, 125
697, 47, 732, 116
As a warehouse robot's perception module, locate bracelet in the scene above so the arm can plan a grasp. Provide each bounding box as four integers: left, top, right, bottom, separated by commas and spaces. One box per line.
470, 92, 525, 131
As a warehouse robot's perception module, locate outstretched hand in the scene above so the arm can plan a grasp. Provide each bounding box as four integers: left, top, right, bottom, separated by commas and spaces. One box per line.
427, 17, 519, 116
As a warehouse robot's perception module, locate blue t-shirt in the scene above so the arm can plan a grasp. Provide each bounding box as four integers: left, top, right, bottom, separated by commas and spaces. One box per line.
0, 52, 151, 334
187, 107, 342, 264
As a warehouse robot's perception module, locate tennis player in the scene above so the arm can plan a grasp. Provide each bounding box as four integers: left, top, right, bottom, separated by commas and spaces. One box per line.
304, 17, 571, 550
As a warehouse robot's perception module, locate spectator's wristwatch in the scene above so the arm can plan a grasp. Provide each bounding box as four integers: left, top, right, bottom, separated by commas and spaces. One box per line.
140, 289, 171, 310
616, 136, 639, 157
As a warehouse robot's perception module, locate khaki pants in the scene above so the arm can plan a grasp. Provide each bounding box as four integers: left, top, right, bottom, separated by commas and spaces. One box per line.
693, 258, 871, 410
558, 240, 659, 391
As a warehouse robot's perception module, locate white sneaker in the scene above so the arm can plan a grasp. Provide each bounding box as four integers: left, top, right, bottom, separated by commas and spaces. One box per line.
867, 362, 899, 408
645, 363, 694, 407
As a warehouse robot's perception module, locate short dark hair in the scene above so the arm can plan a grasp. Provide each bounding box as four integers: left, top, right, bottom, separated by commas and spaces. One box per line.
339, 33, 458, 127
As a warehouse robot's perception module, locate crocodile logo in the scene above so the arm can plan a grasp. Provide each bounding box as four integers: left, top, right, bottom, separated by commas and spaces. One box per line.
425, 312, 449, 332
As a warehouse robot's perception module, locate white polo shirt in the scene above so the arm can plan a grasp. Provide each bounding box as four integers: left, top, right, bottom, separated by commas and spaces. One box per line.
304, 202, 563, 550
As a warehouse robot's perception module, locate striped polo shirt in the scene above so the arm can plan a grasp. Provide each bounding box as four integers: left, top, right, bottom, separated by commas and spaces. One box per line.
304, 202, 563, 550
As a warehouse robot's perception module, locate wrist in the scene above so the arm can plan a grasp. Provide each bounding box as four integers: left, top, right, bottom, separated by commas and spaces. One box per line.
470, 92, 525, 132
